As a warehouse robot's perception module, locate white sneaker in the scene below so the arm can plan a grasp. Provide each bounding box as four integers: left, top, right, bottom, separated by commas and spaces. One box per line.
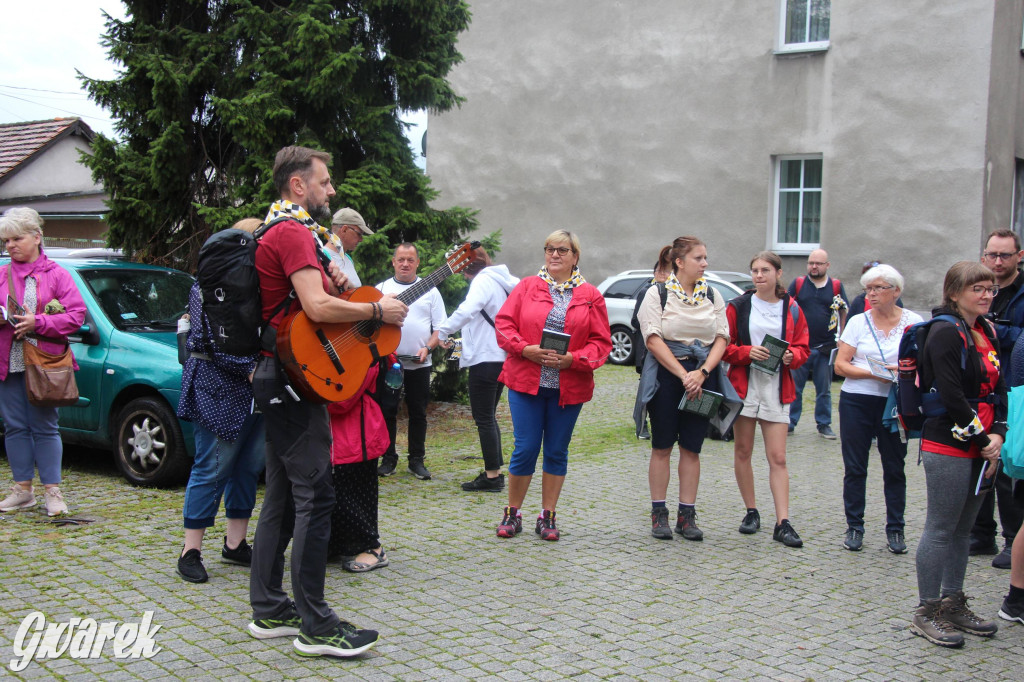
0, 484, 35, 511
44, 487, 68, 516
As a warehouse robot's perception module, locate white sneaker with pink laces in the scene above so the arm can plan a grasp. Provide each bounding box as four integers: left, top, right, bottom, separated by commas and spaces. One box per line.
44, 487, 68, 516
0, 484, 35, 511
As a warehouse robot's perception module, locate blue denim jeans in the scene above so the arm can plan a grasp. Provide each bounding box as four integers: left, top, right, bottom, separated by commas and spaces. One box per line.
789, 346, 833, 428
507, 388, 583, 477
182, 413, 266, 529
0, 372, 62, 484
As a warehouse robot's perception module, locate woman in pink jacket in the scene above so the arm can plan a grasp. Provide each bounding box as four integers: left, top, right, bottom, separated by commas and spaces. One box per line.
493, 230, 612, 541
0, 208, 86, 516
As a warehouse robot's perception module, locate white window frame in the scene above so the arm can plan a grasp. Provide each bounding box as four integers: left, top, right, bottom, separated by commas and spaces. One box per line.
771, 154, 823, 255
776, 0, 830, 55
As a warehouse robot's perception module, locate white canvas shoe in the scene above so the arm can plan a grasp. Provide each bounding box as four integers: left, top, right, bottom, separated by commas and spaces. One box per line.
0, 484, 35, 511
44, 487, 68, 516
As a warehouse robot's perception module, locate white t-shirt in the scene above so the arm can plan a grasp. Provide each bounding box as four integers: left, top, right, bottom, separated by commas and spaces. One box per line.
839, 309, 924, 397
328, 248, 361, 288
375, 276, 447, 369
749, 295, 783, 347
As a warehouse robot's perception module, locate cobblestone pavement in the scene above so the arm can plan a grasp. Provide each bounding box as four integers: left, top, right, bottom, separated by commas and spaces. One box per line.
2, 364, 1023, 680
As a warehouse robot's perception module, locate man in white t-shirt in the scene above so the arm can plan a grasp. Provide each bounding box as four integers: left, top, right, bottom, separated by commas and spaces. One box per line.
328, 207, 373, 288
375, 243, 447, 480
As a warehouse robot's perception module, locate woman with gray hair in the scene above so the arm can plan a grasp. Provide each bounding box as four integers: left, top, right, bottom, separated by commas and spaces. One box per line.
0, 208, 86, 516
834, 264, 923, 554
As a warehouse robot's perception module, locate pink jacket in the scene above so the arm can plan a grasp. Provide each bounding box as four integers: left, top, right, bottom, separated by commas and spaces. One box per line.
327, 364, 390, 465
0, 253, 87, 381
495, 276, 612, 406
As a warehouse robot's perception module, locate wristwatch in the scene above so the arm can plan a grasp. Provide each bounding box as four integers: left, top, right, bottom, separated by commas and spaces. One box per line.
699, 367, 710, 378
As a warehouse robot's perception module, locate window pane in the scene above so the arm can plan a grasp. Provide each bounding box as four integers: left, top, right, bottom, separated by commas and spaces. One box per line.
780, 160, 802, 189
809, 0, 830, 42
785, 0, 808, 44
803, 159, 822, 188
778, 192, 801, 243
802, 192, 821, 243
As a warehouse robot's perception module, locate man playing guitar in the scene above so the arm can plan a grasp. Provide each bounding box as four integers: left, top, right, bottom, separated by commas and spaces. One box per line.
248, 145, 407, 658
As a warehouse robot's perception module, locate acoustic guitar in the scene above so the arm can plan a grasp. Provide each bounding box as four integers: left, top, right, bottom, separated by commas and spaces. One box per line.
276, 242, 478, 403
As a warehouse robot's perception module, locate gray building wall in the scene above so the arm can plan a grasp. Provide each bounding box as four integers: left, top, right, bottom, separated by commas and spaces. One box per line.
428, 1, 1024, 309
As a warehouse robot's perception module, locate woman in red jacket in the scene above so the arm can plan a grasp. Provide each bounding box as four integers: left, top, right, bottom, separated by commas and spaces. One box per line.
493, 230, 612, 541
724, 251, 809, 548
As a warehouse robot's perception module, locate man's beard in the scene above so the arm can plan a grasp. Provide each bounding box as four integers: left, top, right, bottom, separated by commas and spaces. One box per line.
308, 202, 332, 225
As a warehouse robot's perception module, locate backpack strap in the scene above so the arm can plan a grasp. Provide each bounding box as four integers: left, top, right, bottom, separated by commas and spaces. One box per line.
481, 310, 495, 328
794, 276, 806, 298
831, 277, 841, 297
658, 281, 668, 310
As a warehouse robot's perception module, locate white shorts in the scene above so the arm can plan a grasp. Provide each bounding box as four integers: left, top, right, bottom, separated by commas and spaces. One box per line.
739, 369, 791, 424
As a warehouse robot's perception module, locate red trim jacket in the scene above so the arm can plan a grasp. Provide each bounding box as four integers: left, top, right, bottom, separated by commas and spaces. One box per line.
723, 291, 810, 404
495, 276, 612, 406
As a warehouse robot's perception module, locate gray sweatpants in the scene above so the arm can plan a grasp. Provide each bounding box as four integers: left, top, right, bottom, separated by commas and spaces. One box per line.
916, 451, 987, 601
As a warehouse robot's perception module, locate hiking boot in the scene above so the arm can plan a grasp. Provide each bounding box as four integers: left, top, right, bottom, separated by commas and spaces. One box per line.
462, 472, 504, 492
738, 509, 761, 535
844, 528, 864, 551
293, 621, 378, 657
44, 487, 67, 516
773, 519, 803, 548
940, 591, 998, 637
992, 544, 1012, 569
496, 506, 522, 538
817, 424, 837, 440
651, 507, 672, 540
408, 459, 432, 480
675, 507, 703, 541
176, 548, 208, 584
998, 596, 1024, 624
222, 538, 252, 566
536, 509, 559, 541
911, 599, 965, 648
969, 535, 999, 556
248, 612, 301, 639
886, 529, 907, 554
377, 456, 397, 477
0, 484, 35, 512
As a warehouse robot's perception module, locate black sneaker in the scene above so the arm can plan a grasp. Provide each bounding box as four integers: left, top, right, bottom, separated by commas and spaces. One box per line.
675, 507, 703, 541
222, 538, 252, 566
886, 530, 907, 554
651, 507, 672, 540
969, 535, 999, 556
844, 528, 864, 551
817, 424, 837, 440
773, 519, 803, 548
998, 596, 1024, 624
293, 621, 378, 657
408, 459, 432, 480
377, 456, 397, 477
461, 472, 504, 492
248, 612, 302, 639
738, 509, 761, 535
993, 544, 1012, 569
176, 548, 208, 583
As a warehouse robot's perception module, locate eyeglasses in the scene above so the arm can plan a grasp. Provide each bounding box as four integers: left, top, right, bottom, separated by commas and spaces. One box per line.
544, 246, 572, 256
864, 285, 895, 294
982, 252, 1018, 261
807, 261, 828, 267
863, 261, 880, 269
971, 284, 999, 296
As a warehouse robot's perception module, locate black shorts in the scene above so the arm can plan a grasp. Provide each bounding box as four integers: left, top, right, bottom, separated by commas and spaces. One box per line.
647, 357, 719, 453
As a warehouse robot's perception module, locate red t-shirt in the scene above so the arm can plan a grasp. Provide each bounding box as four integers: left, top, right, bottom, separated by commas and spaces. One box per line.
255, 220, 330, 329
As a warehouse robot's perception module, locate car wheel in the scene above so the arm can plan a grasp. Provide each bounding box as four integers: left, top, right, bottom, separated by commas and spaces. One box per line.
608, 326, 635, 365
114, 396, 189, 487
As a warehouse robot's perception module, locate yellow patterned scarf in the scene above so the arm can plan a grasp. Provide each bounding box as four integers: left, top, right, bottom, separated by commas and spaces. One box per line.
264, 200, 342, 251
538, 265, 586, 293
665, 274, 708, 306
828, 294, 847, 332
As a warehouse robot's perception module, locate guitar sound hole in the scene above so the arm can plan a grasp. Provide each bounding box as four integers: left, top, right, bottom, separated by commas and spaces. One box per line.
355, 320, 381, 339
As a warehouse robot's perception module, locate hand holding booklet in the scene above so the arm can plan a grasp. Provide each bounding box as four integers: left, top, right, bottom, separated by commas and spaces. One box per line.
751, 334, 788, 375
679, 389, 724, 419
867, 356, 896, 382
1, 295, 25, 327
539, 328, 571, 354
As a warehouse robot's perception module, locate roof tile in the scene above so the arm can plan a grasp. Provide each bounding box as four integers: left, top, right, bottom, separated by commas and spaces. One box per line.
0, 118, 81, 179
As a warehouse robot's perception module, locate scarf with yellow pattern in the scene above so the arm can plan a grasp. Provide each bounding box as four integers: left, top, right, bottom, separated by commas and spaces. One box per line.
538, 265, 586, 293
665, 274, 709, 306
264, 200, 342, 251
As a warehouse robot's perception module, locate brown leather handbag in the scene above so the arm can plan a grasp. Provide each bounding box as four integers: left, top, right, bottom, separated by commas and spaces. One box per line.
22, 339, 79, 407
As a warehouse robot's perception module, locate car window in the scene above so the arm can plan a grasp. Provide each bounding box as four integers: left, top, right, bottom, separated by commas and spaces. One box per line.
80, 268, 194, 331
604, 277, 649, 299
707, 280, 742, 303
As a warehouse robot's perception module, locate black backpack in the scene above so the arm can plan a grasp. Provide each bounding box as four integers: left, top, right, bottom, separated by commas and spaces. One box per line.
196, 218, 290, 356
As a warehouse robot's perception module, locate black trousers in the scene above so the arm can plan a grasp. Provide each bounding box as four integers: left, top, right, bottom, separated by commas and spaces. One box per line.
329, 459, 380, 558
468, 361, 505, 471
382, 365, 430, 460
971, 467, 1023, 544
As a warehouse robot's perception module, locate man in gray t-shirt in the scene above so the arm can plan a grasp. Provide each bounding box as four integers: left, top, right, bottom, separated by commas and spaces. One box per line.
328, 206, 374, 288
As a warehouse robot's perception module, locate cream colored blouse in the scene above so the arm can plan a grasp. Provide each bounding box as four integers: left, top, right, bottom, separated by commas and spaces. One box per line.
637, 284, 729, 346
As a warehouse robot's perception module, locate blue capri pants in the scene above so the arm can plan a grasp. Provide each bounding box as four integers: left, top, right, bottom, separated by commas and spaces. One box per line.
507, 387, 583, 477
182, 413, 265, 529
0, 371, 62, 485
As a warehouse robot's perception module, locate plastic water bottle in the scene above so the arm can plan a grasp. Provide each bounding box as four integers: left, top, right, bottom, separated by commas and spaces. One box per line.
176, 315, 190, 365
384, 362, 404, 390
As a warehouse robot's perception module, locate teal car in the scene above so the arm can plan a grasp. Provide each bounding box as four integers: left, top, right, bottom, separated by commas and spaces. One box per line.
3, 255, 196, 486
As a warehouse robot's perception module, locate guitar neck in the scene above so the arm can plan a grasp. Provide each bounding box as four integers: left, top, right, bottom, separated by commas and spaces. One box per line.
395, 264, 454, 304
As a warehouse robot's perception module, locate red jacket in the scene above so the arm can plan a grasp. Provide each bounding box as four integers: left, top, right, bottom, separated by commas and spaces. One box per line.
327, 364, 390, 465
495, 276, 612, 406
723, 291, 810, 404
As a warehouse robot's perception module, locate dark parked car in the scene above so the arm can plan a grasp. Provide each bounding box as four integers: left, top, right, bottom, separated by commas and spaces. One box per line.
1, 255, 195, 486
